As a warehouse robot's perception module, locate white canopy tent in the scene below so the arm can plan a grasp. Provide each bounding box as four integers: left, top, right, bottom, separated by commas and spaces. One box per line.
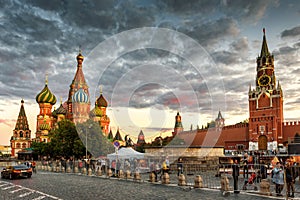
107, 147, 145, 161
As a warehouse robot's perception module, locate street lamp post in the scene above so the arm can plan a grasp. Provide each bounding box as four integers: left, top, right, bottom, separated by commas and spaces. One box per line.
85, 130, 88, 159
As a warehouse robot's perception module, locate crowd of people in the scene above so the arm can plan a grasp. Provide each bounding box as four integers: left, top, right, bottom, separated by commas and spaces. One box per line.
231, 153, 299, 197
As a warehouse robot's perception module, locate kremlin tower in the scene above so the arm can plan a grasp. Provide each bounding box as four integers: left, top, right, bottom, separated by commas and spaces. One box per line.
215, 111, 225, 130
248, 28, 284, 151
173, 112, 183, 136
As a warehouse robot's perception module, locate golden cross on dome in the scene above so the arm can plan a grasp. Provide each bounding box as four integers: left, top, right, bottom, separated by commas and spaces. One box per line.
45, 73, 48, 85
99, 85, 103, 94
79, 45, 82, 54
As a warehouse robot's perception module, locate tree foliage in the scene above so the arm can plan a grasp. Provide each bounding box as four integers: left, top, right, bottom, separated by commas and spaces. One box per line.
32, 119, 114, 159
48, 119, 85, 158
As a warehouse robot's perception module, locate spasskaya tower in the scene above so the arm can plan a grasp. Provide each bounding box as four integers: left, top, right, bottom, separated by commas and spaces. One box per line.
248, 28, 284, 151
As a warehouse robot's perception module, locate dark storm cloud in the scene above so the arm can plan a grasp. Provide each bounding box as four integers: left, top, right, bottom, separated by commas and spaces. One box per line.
281, 26, 300, 38
212, 51, 238, 65
180, 17, 239, 48
221, 0, 279, 23
0, 0, 280, 123
231, 37, 249, 53
211, 37, 249, 65
164, 0, 218, 13
273, 44, 300, 67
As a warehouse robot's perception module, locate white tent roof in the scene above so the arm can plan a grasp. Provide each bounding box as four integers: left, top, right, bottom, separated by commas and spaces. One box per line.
107, 147, 144, 160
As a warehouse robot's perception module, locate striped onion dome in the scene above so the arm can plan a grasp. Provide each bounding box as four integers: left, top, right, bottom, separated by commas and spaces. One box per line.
36, 84, 57, 105
72, 88, 89, 103
39, 122, 51, 131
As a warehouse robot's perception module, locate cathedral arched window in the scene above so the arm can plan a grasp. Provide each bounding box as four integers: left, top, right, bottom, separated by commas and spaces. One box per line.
19, 131, 23, 137
22, 143, 26, 148
16, 143, 21, 148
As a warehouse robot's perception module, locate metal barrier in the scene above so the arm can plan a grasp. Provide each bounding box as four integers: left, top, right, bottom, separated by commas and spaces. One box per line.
33, 160, 300, 198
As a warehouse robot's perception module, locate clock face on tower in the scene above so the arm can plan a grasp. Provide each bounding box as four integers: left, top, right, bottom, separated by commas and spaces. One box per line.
258, 75, 271, 86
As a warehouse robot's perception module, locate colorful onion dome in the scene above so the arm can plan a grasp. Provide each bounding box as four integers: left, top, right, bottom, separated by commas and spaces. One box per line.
96, 94, 108, 107
55, 103, 67, 115
36, 76, 57, 105
72, 88, 89, 103
39, 122, 51, 131
93, 106, 103, 117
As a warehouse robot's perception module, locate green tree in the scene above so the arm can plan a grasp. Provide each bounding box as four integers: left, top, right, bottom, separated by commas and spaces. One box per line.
48, 119, 85, 158
31, 141, 51, 157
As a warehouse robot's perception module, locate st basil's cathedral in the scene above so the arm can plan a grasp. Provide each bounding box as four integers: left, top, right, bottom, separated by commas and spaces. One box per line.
10, 51, 111, 156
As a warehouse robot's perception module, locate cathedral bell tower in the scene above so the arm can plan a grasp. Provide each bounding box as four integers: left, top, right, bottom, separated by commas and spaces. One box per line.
248, 29, 283, 151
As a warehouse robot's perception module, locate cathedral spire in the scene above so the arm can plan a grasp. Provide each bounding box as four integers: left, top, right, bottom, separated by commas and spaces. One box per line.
260, 28, 270, 57
15, 99, 30, 131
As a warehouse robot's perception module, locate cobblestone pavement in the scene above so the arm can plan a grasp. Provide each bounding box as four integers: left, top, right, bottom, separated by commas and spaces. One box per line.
167, 170, 300, 199
2, 163, 300, 200
0, 171, 291, 200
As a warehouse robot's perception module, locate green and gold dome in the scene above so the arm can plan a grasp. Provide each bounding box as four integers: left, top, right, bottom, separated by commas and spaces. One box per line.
36, 76, 57, 105
90, 105, 103, 117
39, 122, 51, 131
39, 116, 51, 131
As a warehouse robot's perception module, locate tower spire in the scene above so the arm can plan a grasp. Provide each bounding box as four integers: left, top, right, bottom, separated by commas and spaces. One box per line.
260, 28, 270, 57
173, 111, 183, 136
15, 99, 30, 130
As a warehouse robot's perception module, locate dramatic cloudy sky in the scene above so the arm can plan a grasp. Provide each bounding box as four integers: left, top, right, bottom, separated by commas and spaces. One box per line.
1, 0, 300, 145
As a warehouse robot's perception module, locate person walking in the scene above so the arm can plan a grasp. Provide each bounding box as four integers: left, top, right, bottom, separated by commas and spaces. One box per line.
285, 162, 295, 198
272, 162, 284, 196
177, 158, 183, 176
242, 153, 249, 178
232, 159, 240, 194
31, 160, 36, 173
